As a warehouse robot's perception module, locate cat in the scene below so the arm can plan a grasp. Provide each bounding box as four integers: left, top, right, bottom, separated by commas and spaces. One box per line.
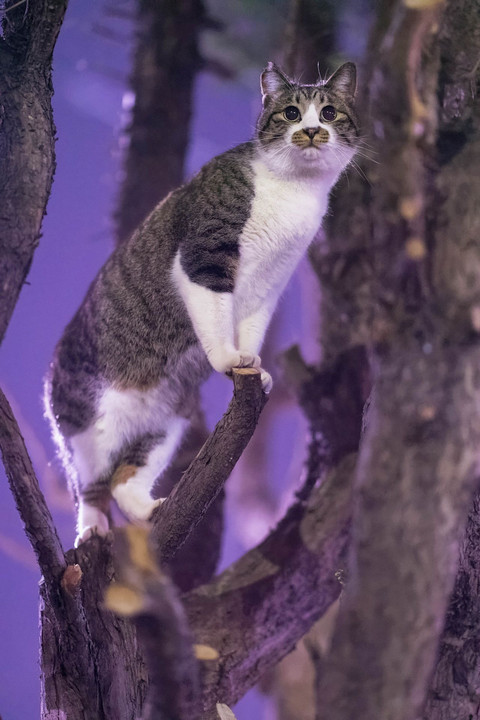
44, 61, 359, 546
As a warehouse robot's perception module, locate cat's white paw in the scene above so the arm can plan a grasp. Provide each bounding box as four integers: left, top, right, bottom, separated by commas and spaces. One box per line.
75, 525, 109, 548
209, 347, 261, 375
260, 369, 273, 394
75, 505, 109, 547
112, 482, 165, 524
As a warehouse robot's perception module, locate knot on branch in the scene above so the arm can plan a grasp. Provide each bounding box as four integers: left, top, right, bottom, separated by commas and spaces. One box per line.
61, 564, 82, 597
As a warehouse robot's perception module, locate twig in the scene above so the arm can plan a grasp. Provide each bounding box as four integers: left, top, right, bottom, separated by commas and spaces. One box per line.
151, 368, 267, 561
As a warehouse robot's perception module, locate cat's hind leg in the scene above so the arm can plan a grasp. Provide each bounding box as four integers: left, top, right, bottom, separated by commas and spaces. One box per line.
111, 416, 188, 524
69, 432, 115, 547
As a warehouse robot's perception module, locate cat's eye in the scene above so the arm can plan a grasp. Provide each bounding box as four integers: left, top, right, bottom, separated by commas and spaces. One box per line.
321, 105, 337, 122
284, 106, 300, 121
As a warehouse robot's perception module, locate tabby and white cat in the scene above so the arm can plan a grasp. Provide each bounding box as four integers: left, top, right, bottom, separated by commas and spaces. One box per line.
45, 62, 359, 545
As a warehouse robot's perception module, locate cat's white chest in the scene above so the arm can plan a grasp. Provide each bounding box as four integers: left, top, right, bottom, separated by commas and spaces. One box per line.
234, 159, 328, 314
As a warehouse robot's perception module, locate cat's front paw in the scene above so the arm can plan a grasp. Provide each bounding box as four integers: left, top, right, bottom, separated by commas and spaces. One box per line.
209, 347, 261, 375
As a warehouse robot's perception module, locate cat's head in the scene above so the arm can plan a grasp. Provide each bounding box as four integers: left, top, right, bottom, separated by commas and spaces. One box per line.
256, 62, 359, 178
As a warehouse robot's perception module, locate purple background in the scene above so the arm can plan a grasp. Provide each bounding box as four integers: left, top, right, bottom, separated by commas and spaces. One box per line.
0, 2, 368, 717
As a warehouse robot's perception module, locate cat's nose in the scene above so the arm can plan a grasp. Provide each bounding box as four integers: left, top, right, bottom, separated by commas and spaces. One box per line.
304, 127, 319, 139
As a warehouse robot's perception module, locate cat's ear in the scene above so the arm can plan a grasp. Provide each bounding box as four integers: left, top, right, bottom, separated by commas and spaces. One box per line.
260, 62, 293, 105
323, 62, 357, 97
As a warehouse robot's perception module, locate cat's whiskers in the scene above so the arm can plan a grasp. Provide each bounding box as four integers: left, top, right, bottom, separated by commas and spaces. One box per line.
261, 142, 296, 174
336, 137, 378, 165
334, 142, 371, 185
351, 147, 379, 165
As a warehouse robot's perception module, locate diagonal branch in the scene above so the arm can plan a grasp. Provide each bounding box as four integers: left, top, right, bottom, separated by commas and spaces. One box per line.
0, 386, 66, 583
151, 368, 267, 561
184, 452, 356, 713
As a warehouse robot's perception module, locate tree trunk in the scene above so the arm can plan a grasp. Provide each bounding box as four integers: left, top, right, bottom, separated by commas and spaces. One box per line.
316, 1, 480, 719
422, 0, 480, 715
114, 0, 209, 245
0, 0, 68, 345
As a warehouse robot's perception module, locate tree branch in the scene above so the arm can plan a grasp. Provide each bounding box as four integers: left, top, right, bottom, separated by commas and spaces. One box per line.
184, 452, 355, 713
0, 388, 107, 718
0, 387, 65, 583
151, 368, 267, 561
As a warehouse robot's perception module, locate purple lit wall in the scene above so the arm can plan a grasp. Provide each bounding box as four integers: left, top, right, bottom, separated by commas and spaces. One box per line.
0, 2, 369, 717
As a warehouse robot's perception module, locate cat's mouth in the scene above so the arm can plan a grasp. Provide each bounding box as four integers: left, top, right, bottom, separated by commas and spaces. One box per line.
298, 145, 325, 160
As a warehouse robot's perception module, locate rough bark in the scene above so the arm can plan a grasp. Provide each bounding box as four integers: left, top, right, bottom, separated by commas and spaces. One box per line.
422, 0, 480, 716
318, 347, 480, 720
114, 0, 211, 245
0, 0, 68, 345
316, 2, 480, 719
424, 494, 480, 720
41, 538, 148, 720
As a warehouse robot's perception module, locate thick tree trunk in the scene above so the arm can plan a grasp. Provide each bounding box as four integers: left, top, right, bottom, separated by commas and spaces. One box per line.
316, 1, 480, 719
41, 540, 148, 720
318, 346, 480, 720
0, 0, 68, 345
422, 0, 480, 716
424, 495, 480, 720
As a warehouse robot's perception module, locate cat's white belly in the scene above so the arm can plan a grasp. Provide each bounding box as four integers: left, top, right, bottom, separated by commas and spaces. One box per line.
233, 158, 327, 319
